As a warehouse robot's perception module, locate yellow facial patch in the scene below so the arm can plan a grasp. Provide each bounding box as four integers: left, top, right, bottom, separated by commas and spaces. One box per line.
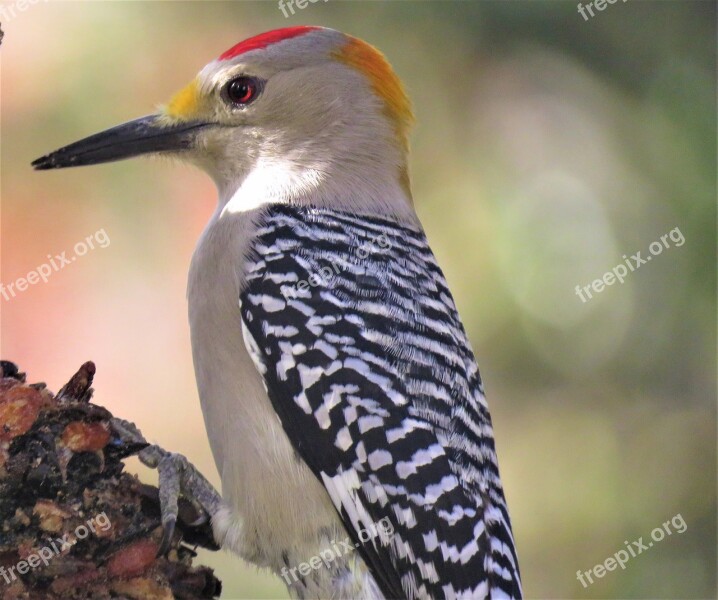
333, 36, 415, 151
163, 78, 203, 121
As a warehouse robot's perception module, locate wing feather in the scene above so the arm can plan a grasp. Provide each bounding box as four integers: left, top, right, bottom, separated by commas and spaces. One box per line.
239, 204, 521, 599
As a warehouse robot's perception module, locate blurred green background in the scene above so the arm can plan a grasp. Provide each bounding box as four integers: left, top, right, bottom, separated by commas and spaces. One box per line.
1, 1, 715, 598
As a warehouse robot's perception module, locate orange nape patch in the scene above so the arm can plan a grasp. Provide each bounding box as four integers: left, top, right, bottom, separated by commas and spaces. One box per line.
163, 79, 203, 121
333, 36, 414, 150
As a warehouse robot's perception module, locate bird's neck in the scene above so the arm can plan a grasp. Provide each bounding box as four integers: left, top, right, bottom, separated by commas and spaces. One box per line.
208, 115, 416, 223
216, 150, 418, 225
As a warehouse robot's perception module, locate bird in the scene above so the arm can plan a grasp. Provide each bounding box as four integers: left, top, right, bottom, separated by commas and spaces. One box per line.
33, 26, 522, 599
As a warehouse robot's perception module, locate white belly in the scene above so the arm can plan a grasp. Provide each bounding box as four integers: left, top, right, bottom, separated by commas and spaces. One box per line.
186, 207, 341, 571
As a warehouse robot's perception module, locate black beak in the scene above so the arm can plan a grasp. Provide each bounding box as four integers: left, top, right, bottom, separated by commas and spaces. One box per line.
32, 115, 209, 170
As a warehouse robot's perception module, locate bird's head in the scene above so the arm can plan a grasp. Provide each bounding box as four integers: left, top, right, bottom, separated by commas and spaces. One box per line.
33, 26, 415, 211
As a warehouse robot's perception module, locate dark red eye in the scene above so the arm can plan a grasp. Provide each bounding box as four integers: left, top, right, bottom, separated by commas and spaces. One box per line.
225, 76, 258, 105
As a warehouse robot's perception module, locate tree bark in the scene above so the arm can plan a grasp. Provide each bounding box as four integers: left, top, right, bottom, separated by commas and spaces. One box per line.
0, 361, 221, 599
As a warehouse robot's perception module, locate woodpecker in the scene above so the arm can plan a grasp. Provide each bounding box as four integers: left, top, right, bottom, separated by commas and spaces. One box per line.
33, 26, 522, 599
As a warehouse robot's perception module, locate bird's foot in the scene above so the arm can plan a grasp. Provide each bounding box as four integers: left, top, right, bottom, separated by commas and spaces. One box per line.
110, 418, 222, 555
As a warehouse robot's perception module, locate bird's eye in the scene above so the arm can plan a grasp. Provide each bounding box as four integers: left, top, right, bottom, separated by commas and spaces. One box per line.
225, 76, 259, 106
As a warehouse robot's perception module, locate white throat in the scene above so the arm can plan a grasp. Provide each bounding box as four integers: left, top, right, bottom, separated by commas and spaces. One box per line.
216, 155, 416, 225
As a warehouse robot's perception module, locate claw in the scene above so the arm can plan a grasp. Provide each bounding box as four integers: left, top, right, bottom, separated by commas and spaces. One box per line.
156, 452, 181, 556
185, 504, 209, 528
158, 516, 177, 557
109, 418, 222, 554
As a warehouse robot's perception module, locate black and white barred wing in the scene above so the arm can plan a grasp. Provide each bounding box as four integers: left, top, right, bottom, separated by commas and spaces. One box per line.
239, 205, 521, 599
